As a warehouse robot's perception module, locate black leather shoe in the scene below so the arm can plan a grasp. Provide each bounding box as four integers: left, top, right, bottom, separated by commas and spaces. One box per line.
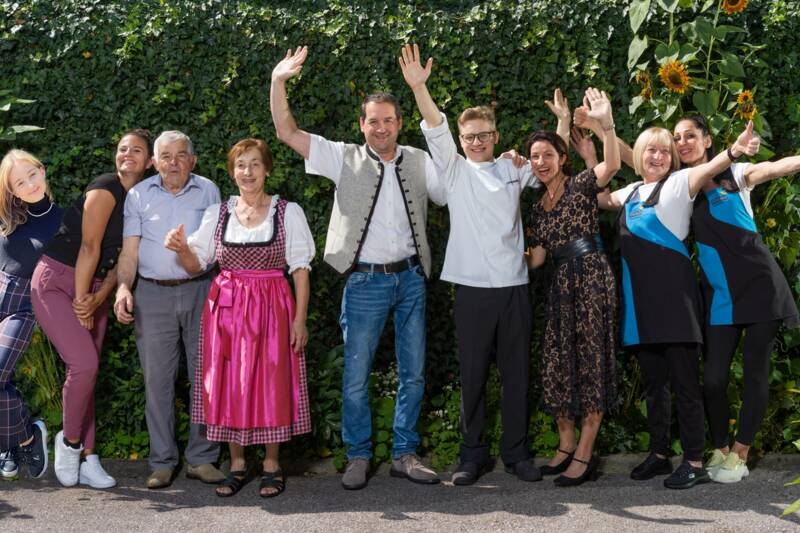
504, 459, 542, 482
554, 455, 600, 487
540, 448, 575, 476
663, 461, 710, 489
630, 453, 673, 480
451, 461, 488, 486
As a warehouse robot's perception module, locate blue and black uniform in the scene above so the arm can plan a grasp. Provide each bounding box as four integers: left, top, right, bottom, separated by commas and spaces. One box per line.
616, 170, 705, 462
0, 197, 63, 451
693, 162, 799, 448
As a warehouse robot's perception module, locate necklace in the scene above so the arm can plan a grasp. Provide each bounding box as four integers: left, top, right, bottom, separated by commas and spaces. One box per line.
546, 175, 566, 202
26, 203, 54, 218
238, 195, 268, 222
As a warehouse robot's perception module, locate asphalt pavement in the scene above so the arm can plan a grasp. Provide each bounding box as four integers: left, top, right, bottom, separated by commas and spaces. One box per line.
2, 454, 800, 532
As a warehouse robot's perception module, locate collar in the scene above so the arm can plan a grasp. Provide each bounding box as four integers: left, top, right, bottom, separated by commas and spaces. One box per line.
366, 144, 403, 164
147, 173, 199, 195
466, 158, 497, 170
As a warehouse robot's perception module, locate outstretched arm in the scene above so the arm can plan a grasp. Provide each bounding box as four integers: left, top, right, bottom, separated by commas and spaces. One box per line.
744, 154, 800, 188
270, 46, 312, 159
571, 127, 598, 168
687, 120, 759, 197
399, 43, 441, 127
545, 88, 570, 148
584, 87, 620, 188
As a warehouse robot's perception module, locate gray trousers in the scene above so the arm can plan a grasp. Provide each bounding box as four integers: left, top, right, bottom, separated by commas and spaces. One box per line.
134, 277, 219, 470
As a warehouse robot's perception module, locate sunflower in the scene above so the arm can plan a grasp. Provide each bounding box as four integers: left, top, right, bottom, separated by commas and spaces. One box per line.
721, 0, 748, 15
634, 70, 651, 86
658, 60, 690, 94
735, 90, 758, 120
640, 84, 653, 101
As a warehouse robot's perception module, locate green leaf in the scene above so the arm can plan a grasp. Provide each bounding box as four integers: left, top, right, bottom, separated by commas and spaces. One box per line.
694, 90, 720, 116
782, 498, 800, 516
678, 0, 693, 7
376, 430, 389, 443
726, 81, 744, 94
629, 0, 651, 34
715, 25, 746, 42
719, 53, 746, 78
375, 443, 388, 458
683, 17, 715, 46
654, 42, 669, 62
628, 34, 649, 70
662, 102, 678, 121
629, 95, 645, 115
656, 0, 679, 13
700, 0, 716, 11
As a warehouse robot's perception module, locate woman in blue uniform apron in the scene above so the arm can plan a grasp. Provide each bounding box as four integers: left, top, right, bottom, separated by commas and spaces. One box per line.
673, 115, 800, 484
598, 122, 759, 489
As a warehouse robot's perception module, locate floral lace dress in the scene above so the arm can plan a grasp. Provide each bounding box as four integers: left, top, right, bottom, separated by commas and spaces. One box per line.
527, 168, 618, 418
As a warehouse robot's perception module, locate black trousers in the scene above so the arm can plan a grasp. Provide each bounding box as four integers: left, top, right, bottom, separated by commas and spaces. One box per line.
636, 343, 704, 462
453, 284, 532, 466
704, 320, 780, 448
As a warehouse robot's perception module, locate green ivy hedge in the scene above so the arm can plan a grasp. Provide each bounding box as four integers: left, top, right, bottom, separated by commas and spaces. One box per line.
2, 0, 799, 466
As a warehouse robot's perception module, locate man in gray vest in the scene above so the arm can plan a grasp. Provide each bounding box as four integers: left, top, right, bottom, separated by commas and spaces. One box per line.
270, 46, 445, 490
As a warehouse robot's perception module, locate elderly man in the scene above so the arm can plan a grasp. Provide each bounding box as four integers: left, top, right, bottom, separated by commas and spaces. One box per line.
270, 47, 446, 490
114, 130, 223, 489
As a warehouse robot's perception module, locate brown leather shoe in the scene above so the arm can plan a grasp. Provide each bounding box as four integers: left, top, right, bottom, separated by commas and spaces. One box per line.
146, 468, 174, 489
186, 463, 225, 484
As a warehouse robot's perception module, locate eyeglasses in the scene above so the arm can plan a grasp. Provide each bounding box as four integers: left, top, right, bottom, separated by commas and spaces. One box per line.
459, 131, 496, 144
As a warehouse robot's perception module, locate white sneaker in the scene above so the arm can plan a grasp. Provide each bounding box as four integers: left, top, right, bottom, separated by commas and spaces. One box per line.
54, 430, 83, 487
0, 450, 18, 480
79, 455, 117, 489
714, 452, 749, 483
705, 449, 727, 481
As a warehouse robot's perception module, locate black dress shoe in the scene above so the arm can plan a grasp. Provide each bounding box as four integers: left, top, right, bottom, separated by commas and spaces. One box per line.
630, 453, 673, 480
451, 461, 488, 486
540, 448, 575, 476
663, 461, 710, 489
504, 459, 542, 482
554, 455, 600, 487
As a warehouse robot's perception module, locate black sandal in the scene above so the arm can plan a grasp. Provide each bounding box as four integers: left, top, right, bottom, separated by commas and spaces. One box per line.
259, 469, 285, 498
215, 470, 247, 498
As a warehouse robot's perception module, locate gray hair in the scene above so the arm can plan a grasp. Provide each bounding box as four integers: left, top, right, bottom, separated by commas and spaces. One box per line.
153, 130, 195, 159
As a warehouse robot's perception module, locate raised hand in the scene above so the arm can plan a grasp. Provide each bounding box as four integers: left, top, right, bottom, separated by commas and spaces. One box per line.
733, 120, 760, 157
573, 97, 602, 134
545, 88, 570, 123
271, 46, 308, 82
585, 87, 614, 130
399, 43, 433, 90
570, 127, 598, 167
164, 223, 188, 253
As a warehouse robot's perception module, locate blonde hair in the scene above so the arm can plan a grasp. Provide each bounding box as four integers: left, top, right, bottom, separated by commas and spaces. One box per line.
457, 106, 496, 131
632, 127, 680, 178
0, 149, 52, 236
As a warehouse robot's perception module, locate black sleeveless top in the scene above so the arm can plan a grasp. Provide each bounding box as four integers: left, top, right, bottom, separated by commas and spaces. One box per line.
44, 173, 126, 278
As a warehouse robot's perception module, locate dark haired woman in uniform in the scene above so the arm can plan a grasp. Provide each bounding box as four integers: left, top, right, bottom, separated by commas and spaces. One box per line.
673, 115, 800, 483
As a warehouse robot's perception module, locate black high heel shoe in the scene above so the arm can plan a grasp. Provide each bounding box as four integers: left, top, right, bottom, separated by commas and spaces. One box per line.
553, 455, 600, 487
540, 448, 575, 476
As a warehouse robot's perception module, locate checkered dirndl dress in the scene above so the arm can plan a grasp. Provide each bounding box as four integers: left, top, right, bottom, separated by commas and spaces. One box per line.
192, 197, 311, 445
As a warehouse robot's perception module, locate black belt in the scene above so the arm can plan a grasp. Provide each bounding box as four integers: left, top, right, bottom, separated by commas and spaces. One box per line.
552, 235, 604, 266
353, 255, 420, 274
139, 269, 216, 287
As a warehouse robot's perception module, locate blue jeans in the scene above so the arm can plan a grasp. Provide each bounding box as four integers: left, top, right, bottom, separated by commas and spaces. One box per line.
340, 264, 426, 460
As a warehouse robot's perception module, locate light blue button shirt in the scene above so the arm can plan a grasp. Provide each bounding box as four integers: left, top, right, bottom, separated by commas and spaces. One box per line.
123, 173, 221, 279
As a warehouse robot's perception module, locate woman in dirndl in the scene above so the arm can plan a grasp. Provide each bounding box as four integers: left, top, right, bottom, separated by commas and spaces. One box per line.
164, 138, 314, 498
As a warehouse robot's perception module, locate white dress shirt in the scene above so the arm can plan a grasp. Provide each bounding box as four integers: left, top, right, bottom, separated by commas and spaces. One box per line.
305, 134, 445, 265
422, 113, 538, 288
187, 195, 315, 273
